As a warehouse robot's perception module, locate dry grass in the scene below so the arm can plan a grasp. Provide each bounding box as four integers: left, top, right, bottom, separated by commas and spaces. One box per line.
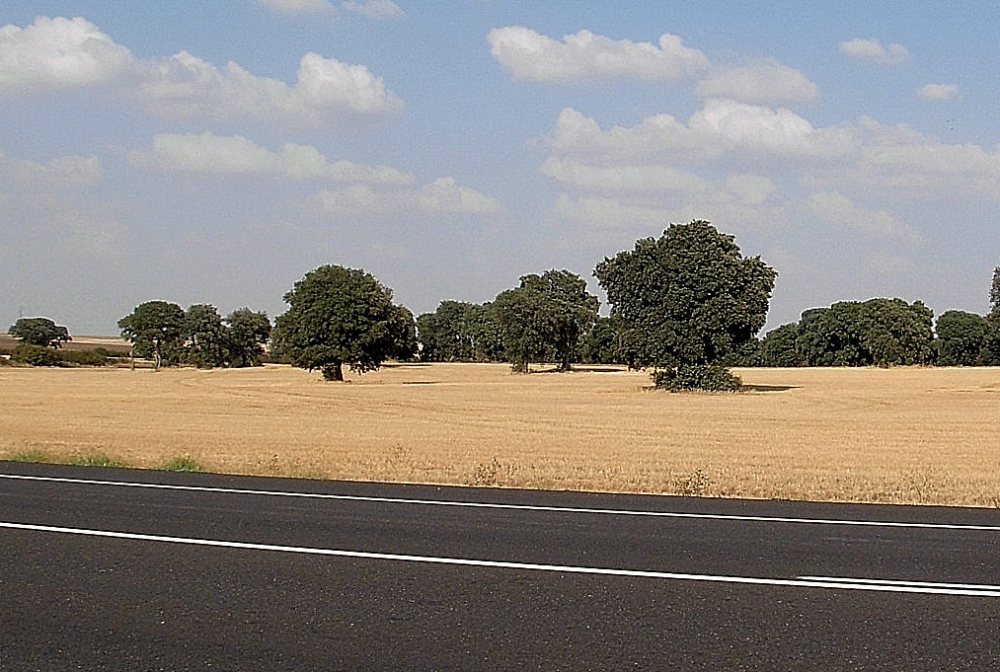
1, 363, 998, 506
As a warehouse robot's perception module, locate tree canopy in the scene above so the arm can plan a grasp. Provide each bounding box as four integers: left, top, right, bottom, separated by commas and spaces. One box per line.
118, 301, 186, 370
594, 220, 776, 389
492, 269, 599, 373
271, 264, 411, 381
8, 317, 71, 348
224, 308, 272, 368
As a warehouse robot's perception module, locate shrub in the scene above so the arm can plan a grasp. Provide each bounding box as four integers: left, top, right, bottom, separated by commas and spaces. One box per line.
653, 364, 742, 392
59, 350, 109, 366
159, 456, 206, 472
12, 344, 63, 366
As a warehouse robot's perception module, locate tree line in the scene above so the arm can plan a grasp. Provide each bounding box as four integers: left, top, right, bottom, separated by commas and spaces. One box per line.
7, 221, 1000, 389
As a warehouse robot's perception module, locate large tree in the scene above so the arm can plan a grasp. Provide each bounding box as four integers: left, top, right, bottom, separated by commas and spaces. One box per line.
271, 265, 407, 381
224, 308, 271, 367
8, 317, 71, 348
594, 220, 776, 389
118, 301, 186, 370
936, 310, 989, 366
493, 269, 599, 373
182, 304, 228, 368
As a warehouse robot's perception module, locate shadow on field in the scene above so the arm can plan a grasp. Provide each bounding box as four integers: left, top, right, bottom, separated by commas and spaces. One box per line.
742, 384, 799, 393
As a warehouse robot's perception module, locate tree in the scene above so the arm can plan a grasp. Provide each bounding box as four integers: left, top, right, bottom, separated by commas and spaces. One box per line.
182, 304, 228, 368
389, 305, 418, 362
493, 269, 599, 373
118, 301, 186, 370
594, 220, 776, 390
984, 267, 1000, 365
271, 265, 407, 381
8, 317, 71, 348
795, 299, 933, 367
580, 316, 621, 365
935, 310, 989, 366
224, 308, 271, 367
760, 323, 805, 367
417, 301, 476, 362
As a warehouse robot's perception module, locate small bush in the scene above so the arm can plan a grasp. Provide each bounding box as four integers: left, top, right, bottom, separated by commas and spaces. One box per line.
159, 456, 206, 472
70, 454, 127, 468
653, 364, 742, 392
12, 344, 63, 366
9, 449, 51, 463
60, 350, 109, 366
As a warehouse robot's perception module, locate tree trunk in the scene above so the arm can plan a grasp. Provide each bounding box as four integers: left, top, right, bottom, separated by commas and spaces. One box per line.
322, 361, 344, 381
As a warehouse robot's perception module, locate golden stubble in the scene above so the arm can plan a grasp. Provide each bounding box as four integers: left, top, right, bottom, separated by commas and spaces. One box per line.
1, 363, 998, 506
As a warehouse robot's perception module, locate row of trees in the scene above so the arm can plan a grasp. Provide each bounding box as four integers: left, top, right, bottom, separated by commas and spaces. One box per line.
11, 220, 1000, 390
116, 302, 271, 370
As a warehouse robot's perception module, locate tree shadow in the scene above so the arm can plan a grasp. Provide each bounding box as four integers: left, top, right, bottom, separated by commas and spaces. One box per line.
741, 384, 799, 393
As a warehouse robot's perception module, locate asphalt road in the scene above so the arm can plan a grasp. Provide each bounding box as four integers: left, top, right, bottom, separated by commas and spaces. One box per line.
1, 461, 998, 671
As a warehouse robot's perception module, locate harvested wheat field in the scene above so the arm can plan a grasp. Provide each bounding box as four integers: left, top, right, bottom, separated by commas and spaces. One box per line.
1, 363, 998, 506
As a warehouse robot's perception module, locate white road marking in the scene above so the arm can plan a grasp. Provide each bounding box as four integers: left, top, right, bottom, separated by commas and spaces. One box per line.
2, 521, 999, 597
2, 473, 999, 531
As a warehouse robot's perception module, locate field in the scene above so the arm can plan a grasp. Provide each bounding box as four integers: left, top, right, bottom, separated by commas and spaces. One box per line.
1, 362, 998, 507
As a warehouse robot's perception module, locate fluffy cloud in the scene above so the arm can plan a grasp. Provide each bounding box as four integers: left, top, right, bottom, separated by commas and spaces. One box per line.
128, 132, 414, 184
695, 59, 818, 104
317, 178, 502, 217
1, 153, 103, 190
488, 26, 709, 82
0, 16, 132, 93
547, 101, 857, 163
918, 83, 960, 101
133, 50, 401, 126
806, 191, 920, 242
839, 38, 909, 65
0, 16, 401, 128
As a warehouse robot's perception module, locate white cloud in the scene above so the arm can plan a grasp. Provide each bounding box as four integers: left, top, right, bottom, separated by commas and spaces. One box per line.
696, 59, 818, 104
256, 0, 334, 13
0, 16, 401, 129
839, 38, 909, 65
0, 16, 132, 93
134, 50, 402, 126
128, 132, 414, 184
918, 83, 960, 101
553, 193, 672, 231
318, 178, 502, 217
488, 26, 709, 82
1, 153, 103, 190
547, 102, 857, 163
806, 191, 920, 242
342, 0, 405, 19
540, 157, 711, 193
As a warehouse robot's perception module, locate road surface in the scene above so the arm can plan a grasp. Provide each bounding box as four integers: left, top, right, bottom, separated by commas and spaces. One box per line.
1, 461, 998, 670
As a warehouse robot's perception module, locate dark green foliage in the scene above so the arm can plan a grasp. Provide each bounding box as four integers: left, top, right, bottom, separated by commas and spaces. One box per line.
493, 269, 600, 372
720, 338, 763, 367
417, 300, 482, 362
985, 267, 1000, 365
652, 364, 742, 392
935, 310, 989, 366
795, 299, 934, 367
183, 304, 228, 368
580, 316, 621, 364
389, 305, 418, 362
118, 301, 186, 370
224, 308, 271, 367
8, 317, 71, 348
271, 264, 408, 381
594, 220, 776, 388
58, 349, 109, 366
12, 344, 63, 366
760, 323, 805, 367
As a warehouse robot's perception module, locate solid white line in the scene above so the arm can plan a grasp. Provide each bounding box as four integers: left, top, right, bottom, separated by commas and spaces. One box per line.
2, 473, 999, 532
2, 521, 999, 597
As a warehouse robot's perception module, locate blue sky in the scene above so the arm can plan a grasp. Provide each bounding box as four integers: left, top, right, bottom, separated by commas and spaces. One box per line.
2, 1, 999, 335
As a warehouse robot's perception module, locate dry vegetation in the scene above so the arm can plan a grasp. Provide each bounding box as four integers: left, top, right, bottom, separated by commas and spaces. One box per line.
1, 362, 999, 506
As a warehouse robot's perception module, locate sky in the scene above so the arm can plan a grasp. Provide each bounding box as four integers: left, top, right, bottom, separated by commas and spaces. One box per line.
1, 1, 999, 336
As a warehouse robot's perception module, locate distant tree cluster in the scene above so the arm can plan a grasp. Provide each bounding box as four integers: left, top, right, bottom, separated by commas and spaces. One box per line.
756, 270, 1000, 368
117, 302, 271, 371
17, 220, 1000, 391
